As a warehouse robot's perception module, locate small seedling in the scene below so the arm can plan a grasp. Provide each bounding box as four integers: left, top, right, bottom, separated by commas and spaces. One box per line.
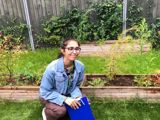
88, 78, 106, 87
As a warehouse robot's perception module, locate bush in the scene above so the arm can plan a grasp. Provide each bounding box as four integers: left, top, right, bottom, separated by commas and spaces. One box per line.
127, 0, 144, 28
36, 8, 82, 47
150, 18, 160, 49
0, 16, 28, 46
75, 0, 123, 41
36, 0, 147, 46
36, 0, 123, 45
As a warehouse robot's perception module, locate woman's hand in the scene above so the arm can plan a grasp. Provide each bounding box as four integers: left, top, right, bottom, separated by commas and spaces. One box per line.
64, 97, 81, 109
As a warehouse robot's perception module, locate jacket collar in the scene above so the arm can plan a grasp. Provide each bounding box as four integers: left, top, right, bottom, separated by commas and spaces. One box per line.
57, 57, 81, 73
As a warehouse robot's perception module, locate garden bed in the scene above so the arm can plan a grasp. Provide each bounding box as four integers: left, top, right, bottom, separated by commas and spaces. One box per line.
80, 74, 160, 101
0, 74, 160, 101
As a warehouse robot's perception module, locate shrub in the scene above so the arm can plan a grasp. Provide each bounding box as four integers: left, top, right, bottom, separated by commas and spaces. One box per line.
0, 16, 28, 46
88, 78, 106, 87
75, 0, 123, 41
36, 8, 82, 47
0, 34, 15, 84
127, 0, 143, 28
36, 0, 146, 46
150, 18, 160, 49
36, 0, 123, 45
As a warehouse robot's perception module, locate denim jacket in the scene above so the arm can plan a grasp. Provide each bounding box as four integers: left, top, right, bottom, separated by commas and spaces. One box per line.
39, 57, 85, 106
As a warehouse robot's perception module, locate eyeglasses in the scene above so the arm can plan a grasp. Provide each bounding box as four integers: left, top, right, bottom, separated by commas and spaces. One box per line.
65, 47, 81, 52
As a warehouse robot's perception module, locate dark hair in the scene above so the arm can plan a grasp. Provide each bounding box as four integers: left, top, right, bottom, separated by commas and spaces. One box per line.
57, 38, 80, 58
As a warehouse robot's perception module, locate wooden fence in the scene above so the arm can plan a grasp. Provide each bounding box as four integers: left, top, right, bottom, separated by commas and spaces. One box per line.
0, 0, 160, 31
0, 0, 96, 30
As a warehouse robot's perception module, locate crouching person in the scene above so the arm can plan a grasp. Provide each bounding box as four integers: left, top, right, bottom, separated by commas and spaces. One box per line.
39, 38, 85, 120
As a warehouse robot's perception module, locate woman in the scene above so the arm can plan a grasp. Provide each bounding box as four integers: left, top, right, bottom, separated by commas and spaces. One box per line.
39, 38, 85, 120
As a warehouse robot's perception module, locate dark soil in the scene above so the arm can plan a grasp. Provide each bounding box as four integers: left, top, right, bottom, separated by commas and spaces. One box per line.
84, 74, 160, 87
107, 75, 135, 86
0, 74, 38, 86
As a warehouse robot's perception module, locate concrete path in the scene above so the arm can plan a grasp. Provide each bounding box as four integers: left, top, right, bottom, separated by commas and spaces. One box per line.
80, 41, 151, 56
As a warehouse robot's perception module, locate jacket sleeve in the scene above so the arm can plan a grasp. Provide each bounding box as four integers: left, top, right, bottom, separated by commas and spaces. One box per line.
39, 68, 66, 106
71, 65, 85, 98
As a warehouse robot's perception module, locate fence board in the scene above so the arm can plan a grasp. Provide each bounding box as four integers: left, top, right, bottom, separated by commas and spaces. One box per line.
153, 0, 157, 18
36, 0, 41, 19
61, 0, 65, 15
46, 0, 53, 15
59, 0, 63, 15
33, 0, 39, 26
52, 0, 56, 15
56, 0, 60, 16
11, 0, 17, 17
41, 0, 46, 17
28, 0, 35, 26
66, 0, 69, 14
80, 0, 84, 10
72, 0, 77, 7
0, 0, 4, 15
156, 0, 160, 17
20, 0, 26, 20
7, 0, 14, 17
16, 0, 22, 18
2, 0, 8, 15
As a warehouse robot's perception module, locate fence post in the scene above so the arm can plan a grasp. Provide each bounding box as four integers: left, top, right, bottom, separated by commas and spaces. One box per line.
22, 0, 35, 51
122, 0, 127, 39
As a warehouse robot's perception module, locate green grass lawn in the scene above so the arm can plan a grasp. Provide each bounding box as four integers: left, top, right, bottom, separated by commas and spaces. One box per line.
115, 50, 160, 74
0, 98, 160, 120
0, 100, 42, 120
12, 48, 160, 74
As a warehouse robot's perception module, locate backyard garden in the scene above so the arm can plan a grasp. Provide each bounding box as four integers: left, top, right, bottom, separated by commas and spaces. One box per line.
0, 0, 160, 120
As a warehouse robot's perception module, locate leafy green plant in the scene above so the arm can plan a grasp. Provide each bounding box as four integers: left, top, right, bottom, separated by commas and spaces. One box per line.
150, 18, 160, 49
75, 0, 123, 41
15, 74, 39, 86
99, 27, 137, 80
88, 78, 106, 87
0, 16, 28, 46
0, 34, 15, 84
36, 8, 82, 46
127, 0, 143, 28
135, 18, 152, 54
134, 75, 153, 87
15, 62, 41, 85
0, 32, 34, 86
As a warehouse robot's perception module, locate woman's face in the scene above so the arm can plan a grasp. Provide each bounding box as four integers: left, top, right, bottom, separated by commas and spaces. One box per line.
61, 40, 81, 61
